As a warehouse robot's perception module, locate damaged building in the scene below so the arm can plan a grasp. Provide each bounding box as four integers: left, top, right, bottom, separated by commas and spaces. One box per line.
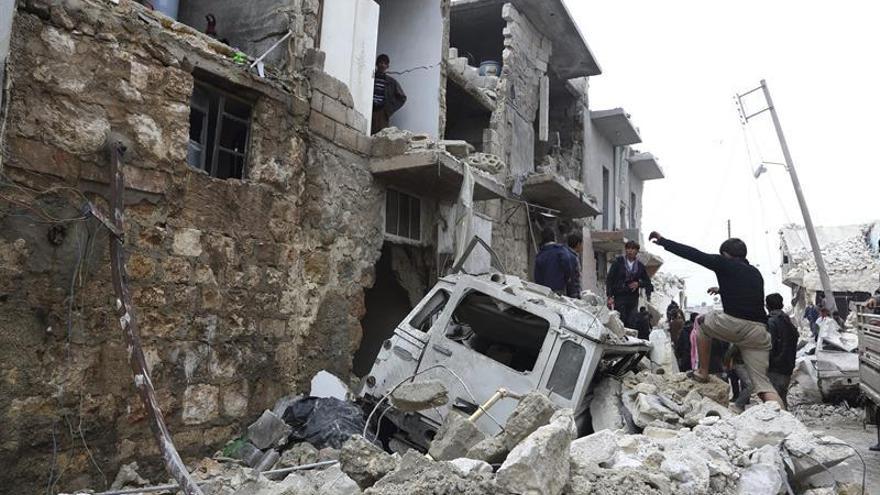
0, 0, 665, 492
781, 222, 880, 319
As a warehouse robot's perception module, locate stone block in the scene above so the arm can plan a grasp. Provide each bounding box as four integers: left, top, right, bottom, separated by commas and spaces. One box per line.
310, 91, 323, 112
448, 47, 458, 59
246, 409, 292, 449
390, 380, 448, 412
303, 48, 326, 70
309, 111, 336, 141
335, 124, 359, 152
356, 134, 373, 156
448, 56, 466, 75
182, 384, 219, 425
339, 435, 398, 489
291, 95, 311, 117
337, 86, 355, 108
569, 429, 618, 471
496, 416, 572, 495
322, 96, 349, 125
346, 108, 367, 134
172, 228, 202, 257
428, 412, 486, 461
310, 70, 342, 99
449, 458, 493, 476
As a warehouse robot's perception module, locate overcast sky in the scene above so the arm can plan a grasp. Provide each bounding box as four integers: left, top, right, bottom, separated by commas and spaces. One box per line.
567, 1, 880, 306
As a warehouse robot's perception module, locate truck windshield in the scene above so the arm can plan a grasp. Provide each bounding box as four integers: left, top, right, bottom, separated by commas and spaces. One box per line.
445, 291, 550, 372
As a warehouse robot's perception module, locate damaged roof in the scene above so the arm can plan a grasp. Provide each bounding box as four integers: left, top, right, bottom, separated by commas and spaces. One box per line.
451, 0, 602, 79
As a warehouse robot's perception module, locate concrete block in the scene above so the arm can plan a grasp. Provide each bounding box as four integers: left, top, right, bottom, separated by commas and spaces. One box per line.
246, 409, 292, 449
337, 86, 355, 108
339, 435, 398, 489
356, 134, 373, 156
310, 91, 323, 112
390, 380, 448, 412
309, 111, 336, 140
448, 57, 466, 75
346, 108, 367, 134
309, 70, 341, 99
335, 124, 359, 152
322, 97, 349, 125
463, 65, 479, 83
448, 47, 458, 59
428, 412, 486, 461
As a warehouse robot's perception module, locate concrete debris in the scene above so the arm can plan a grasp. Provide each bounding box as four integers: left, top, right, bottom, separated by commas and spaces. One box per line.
467, 391, 558, 463
790, 402, 863, 425
389, 380, 449, 412
365, 451, 499, 495
466, 152, 506, 175
310, 370, 350, 400
449, 458, 494, 476
338, 435, 399, 489
589, 377, 626, 432
109, 462, 150, 490
613, 371, 731, 431
370, 127, 412, 157
277, 442, 319, 468
428, 411, 487, 461
737, 445, 786, 495
247, 410, 292, 450
439, 140, 475, 159
496, 413, 574, 495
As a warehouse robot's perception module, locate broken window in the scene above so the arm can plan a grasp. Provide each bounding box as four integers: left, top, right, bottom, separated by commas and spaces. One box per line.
188, 82, 252, 180
445, 291, 550, 372
546, 340, 585, 400
409, 289, 450, 332
385, 189, 422, 242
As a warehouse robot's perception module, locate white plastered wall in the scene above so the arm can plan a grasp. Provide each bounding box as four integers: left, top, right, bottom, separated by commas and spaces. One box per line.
376, 0, 443, 137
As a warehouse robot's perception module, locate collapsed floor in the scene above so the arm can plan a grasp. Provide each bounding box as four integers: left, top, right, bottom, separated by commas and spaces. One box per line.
65, 369, 872, 495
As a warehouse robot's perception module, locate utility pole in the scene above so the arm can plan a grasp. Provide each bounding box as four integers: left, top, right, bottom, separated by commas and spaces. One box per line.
736, 80, 837, 312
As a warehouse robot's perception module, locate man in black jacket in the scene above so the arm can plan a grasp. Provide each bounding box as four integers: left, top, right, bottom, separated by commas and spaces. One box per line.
606, 240, 653, 328
766, 293, 798, 407
372, 54, 407, 135
649, 232, 782, 408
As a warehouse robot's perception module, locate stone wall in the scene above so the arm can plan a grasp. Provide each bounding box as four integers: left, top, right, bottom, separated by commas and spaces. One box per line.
489, 3, 551, 179
0, 1, 383, 492
475, 198, 530, 280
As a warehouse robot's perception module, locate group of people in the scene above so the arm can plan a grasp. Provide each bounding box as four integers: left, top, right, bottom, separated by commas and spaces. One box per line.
533, 226, 804, 411
651, 232, 800, 409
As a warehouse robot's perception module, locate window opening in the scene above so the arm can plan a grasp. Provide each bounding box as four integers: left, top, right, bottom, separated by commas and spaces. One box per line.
444, 291, 550, 372
409, 289, 450, 332
546, 340, 585, 399
188, 81, 253, 180
385, 189, 422, 241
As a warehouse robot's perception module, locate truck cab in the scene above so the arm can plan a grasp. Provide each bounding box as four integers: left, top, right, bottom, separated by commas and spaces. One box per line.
357, 272, 650, 451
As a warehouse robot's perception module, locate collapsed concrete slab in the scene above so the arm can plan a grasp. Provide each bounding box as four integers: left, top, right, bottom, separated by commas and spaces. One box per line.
390, 380, 449, 412
428, 412, 487, 461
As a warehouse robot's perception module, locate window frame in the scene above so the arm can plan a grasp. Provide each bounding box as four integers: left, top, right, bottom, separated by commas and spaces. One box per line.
384, 187, 425, 244
188, 80, 254, 180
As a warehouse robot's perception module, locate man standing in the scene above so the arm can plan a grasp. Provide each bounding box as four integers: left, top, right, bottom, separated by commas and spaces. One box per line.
804, 301, 820, 340
534, 228, 579, 298
649, 232, 783, 408
372, 54, 407, 135
766, 293, 798, 407
606, 240, 653, 328
565, 232, 583, 299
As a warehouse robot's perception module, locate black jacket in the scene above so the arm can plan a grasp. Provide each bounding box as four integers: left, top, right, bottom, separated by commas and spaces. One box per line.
606, 256, 653, 302
656, 238, 767, 323
768, 309, 798, 374
375, 73, 407, 116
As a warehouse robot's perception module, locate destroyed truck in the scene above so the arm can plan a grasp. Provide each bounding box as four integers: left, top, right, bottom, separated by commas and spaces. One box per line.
356, 271, 650, 451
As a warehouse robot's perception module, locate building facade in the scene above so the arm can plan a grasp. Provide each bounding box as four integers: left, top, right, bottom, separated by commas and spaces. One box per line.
0, 0, 663, 490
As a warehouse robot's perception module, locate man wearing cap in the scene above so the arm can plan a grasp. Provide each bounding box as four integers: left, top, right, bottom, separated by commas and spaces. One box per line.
649, 232, 783, 408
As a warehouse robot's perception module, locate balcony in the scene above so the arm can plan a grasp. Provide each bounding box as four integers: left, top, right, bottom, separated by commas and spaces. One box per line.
591, 108, 642, 146
520, 172, 600, 218
370, 150, 507, 201
629, 152, 665, 180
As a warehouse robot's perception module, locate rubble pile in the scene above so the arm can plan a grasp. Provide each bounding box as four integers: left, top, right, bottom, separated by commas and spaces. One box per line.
790, 402, 863, 426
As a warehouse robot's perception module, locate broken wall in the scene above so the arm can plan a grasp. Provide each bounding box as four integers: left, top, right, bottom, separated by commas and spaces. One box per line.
491, 3, 551, 179
0, 1, 383, 492
475, 199, 530, 280
0, 0, 12, 110
178, 0, 320, 71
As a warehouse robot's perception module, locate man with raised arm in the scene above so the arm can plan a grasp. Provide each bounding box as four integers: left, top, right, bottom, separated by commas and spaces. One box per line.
648, 231, 783, 408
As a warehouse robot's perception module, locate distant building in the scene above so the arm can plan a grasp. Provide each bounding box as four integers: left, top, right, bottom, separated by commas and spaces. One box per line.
780, 222, 880, 317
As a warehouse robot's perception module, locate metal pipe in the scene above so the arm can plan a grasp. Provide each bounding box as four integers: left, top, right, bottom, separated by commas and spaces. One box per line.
468, 388, 522, 423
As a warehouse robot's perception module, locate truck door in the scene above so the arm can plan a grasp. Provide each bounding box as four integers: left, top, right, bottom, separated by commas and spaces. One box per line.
416, 285, 559, 436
